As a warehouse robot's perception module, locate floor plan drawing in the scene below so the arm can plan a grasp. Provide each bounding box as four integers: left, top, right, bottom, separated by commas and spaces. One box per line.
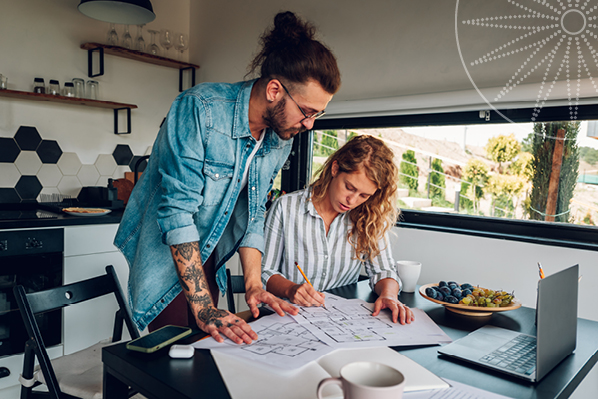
291, 296, 452, 348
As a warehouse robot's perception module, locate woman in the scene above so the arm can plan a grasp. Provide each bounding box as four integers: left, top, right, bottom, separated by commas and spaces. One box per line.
262, 135, 414, 324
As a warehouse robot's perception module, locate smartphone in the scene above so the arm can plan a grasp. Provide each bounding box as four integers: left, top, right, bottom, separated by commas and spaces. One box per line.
126, 325, 192, 353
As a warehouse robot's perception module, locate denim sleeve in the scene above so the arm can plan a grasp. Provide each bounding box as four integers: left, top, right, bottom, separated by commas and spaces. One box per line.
156, 94, 205, 246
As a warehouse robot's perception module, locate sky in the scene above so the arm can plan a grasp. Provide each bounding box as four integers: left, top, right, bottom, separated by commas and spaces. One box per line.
403, 121, 598, 150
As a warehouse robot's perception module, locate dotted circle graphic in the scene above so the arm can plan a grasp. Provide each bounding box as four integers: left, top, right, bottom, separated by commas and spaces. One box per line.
455, 0, 598, 125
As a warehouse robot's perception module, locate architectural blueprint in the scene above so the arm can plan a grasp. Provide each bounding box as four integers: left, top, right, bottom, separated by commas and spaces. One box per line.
192, 314, 335, 370
289, 294, 452, 348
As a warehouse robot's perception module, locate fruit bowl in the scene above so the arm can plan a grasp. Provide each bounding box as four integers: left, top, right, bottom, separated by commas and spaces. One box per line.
419, 283, 522, 316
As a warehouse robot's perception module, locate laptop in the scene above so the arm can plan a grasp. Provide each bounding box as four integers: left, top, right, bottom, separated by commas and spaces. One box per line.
437, 264, 579, 382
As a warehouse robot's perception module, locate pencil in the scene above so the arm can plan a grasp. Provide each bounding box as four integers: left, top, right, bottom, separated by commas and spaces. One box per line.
537, 262, 545, 279
294, 261, 326, 309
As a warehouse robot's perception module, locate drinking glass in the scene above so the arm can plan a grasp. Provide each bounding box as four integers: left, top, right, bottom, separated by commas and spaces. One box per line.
87, 80, 99, 100
122, 25, 133, 49
0, 74, 7, 90
135, 25, 146, 52
173, 32, 189, 60
160, 29, 173, 57
147, 30, 160, 56
107, 23, 119, 46
72, 78, 85, 98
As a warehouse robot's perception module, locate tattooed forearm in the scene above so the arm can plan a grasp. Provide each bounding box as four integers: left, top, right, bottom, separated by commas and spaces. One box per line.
173, 242, 199, 262
186, 293, 212, 307
198, 307, 229, 328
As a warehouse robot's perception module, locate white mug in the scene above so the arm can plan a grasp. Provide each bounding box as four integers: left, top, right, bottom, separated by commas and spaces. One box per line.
396, 260, 422, 293
317, 361, 405, 399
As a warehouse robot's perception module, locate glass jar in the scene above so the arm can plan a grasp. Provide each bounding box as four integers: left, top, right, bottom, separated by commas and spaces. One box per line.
0, 74, 7, 90
48, 80, 60, 96
33, 77, 45, 94
63, 82, 75, 97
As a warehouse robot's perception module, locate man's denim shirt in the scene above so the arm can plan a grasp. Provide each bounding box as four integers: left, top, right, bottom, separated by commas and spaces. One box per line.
114, 80, 293, 331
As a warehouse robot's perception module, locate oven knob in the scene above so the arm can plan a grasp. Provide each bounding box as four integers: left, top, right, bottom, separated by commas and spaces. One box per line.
26, 238, 43, 249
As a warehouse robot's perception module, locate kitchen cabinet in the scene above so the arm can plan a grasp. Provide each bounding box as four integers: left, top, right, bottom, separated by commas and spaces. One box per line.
63, 224, 132, 355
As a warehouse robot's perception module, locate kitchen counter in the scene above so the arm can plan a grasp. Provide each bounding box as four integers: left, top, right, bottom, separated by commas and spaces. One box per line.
0, 209, 124, 230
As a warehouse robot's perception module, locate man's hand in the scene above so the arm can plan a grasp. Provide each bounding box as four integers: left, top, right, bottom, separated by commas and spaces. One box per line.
245, 285, 298, 318
372, 296, 415, 325
196, 305, 258, 344
286, 283, 326, 307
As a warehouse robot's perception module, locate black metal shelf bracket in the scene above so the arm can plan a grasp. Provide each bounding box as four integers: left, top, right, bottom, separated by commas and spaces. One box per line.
87, 47, 105, 78
114, 108, 131, 134
179, 67, 196, 92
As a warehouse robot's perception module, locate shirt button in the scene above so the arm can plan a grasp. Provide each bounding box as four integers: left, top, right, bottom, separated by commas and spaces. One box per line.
206, 244, 211, 248
237, 179, 240, 182
215, 173, 219, 178
324, 255, 328, 259
251, 218, 255, 221
322, 272, 327, 276
251, 186, 256, 191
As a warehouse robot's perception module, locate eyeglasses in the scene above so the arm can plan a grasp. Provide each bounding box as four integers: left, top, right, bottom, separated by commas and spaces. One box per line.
280, 82, 326, 121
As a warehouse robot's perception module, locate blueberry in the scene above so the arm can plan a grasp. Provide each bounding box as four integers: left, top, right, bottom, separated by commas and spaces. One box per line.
446, 295, 459, 304
425, 287, 438, 299
436, 292, 444, 302
462, 289, 472, 296
448, 283, 458, 290
448, 281, 458, 286
461, 283, 473, 290
452, 288, 462, 298
439, 286, 451, 296
438, 281, 447, 288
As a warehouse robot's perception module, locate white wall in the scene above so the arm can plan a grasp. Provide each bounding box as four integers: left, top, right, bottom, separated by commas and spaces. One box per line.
0, 0, 190, 162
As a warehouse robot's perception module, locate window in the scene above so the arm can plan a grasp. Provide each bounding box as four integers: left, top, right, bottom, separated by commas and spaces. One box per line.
311, 106, 598, 251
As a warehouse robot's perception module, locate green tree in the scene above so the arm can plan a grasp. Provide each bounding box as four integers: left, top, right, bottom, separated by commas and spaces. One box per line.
400, 150, 419, 192
486, 174, 525, 218
508, 152, 534, 181
579, 146, 598, 165
460, 159, 489, 213
485, 133, 521, 172
528, 122, 580, 223
428, 158, 445, 200
319, 130, 339, 156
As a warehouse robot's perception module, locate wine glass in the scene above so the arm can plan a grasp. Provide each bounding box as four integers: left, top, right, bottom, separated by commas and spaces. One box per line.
147, 30, 160, 56
160, 29, 173, 57
173, 32, 189, 60
107, 23, 119, 46
122, 25, 133, 49
135, 25, 146, 52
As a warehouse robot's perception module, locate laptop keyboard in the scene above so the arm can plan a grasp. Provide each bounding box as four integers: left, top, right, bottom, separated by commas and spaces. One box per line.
479, 334, 537, 375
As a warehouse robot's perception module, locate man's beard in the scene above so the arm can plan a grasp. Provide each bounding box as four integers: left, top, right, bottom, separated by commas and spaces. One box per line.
263, 97, 307, 140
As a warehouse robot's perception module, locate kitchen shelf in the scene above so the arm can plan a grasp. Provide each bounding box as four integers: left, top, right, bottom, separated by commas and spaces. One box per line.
81, 42, 199, 91
0, 89, 137, 134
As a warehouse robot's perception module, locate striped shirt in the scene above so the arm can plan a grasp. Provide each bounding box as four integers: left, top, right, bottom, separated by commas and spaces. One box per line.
261, 188, 400, 292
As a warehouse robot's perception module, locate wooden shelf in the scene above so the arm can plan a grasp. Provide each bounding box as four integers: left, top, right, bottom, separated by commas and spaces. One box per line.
0, 89, 138, 109
81, 42, 199, 70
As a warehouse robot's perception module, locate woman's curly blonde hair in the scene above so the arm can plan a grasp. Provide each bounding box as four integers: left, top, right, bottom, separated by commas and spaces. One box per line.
311, 135, 399, 262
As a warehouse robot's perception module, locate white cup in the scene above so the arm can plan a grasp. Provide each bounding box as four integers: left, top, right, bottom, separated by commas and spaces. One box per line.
317, 361, 405, 399
396, 260, 422, 293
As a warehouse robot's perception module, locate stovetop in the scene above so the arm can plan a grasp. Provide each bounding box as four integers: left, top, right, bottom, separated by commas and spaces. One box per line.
0, 209, 58, 221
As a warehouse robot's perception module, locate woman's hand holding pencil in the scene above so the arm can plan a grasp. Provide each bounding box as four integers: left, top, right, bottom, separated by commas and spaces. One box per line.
289, 262, 327, 308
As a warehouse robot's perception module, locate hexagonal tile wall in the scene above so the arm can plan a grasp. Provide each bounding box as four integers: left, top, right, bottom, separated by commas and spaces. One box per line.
129, 155, 148, 174
0, 188, 21, 203
77, 164, 100, 187
57, 175, 82, 198
15, 151, 42, 176
36, 140, 63, 164
14, 126, 42, 151
15, 175, 43, 201
37, 164, 63, 187
58, 152, 82, 176
0, 163, 21, 187
112, 144, 134, 166
0, 137, 20, 163
95, 154, 117, 176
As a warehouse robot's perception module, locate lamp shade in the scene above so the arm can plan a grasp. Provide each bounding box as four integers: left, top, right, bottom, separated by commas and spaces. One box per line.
78, 0, 156, 25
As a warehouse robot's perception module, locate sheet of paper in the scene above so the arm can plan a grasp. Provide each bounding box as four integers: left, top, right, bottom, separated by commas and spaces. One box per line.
211, 346, 449, 399
290, 295, 452, 348
403, 378, 514, 399
192, 314, 335, 371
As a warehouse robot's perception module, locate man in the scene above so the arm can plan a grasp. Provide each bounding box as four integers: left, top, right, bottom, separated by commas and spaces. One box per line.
114, 11, 341, 344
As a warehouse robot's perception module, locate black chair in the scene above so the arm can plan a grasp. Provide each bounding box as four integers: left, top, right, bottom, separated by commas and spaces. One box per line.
13, 265, 140, 399
225, 268, 246, 314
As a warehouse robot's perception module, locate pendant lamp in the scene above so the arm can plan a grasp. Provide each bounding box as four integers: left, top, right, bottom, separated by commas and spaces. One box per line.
78, 0, 156, 25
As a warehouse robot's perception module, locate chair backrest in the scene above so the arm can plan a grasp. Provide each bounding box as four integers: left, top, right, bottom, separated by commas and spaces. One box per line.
13, 265, 139, 399
225, 268, 245, 314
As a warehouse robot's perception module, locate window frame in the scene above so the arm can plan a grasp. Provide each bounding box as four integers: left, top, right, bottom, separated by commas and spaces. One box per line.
310, 104, 598, 252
